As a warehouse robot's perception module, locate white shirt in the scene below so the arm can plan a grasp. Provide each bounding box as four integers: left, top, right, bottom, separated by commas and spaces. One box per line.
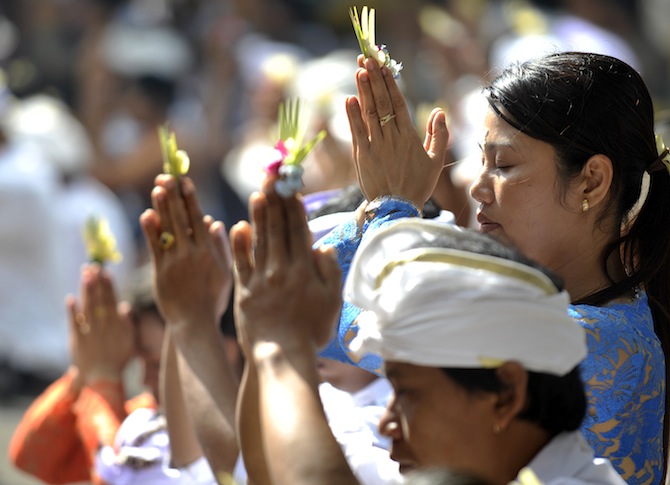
233, 378, 401, 485
527, 431, 627, 485
96, 407, 218, 485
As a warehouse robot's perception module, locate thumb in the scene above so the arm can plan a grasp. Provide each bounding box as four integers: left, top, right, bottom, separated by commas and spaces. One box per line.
424, 108, 449, 164
315, 246, 342, 296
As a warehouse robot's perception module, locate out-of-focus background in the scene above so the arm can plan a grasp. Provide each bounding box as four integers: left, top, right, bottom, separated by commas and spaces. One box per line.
1, 0, 669, 483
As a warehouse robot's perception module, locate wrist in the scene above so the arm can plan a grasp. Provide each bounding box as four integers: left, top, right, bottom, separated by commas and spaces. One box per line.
252, 338, 315, 367
66, 365, 85, 394
365, 195, 422, 219
82, 367, 124, 386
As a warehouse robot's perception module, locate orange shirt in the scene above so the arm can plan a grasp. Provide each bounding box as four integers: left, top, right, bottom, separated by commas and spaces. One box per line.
9, 371, 156, 485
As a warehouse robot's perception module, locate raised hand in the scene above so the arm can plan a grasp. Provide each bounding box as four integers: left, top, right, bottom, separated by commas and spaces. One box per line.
140, 175, 232, 334
230, 176, 342, 353
346, 56, 448, 208
66, 264, 134, 385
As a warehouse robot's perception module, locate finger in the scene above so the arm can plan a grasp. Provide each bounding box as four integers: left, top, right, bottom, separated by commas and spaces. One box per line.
117, 301, 134, 333
365, 58, 397, 132
139, 209, 163, 265
284, 194, 311, 260
356, 69, 383, 140
357, 54, 365, 68
382, 63, 413, 129
182, 178, 208, 244
98, 269, 118, 320
66, 294, 80, 336
210, 220, 231, 266
82, 264, 99, 324
346, 96, 371, 178
262, 177, 290, 267
203, 214, 214, 231
230, 221, 253, 286
162, 176, 192, 248
249, 192, 268, 271
426, 109, 449, 161
316, 246, 342, 287
151, 186, 174, 238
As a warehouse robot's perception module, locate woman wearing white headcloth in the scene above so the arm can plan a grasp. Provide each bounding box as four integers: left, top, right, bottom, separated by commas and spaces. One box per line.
229, 178, 625, 485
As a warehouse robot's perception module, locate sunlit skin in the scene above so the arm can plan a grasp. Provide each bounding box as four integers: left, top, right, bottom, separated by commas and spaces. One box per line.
469, 108, 619, 302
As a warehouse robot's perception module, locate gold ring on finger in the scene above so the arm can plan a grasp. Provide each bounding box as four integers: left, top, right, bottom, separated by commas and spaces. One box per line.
379, 113, 396, 127
160, 231, 175, 250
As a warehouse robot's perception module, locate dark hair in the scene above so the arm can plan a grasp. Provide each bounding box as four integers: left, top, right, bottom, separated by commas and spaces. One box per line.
484, 51, 670, 456
409, 225, 565, 292
442, 367, 586, 436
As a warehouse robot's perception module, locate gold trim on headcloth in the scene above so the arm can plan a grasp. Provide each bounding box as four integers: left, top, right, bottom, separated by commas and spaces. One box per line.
375, 248, 559, 295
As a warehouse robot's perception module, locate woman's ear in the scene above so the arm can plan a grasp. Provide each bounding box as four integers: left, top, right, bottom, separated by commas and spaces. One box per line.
492, 362, 528, 432
579, 154, 614, 210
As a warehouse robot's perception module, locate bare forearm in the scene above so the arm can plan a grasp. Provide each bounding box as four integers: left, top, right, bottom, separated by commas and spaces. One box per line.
160, 332, 204, 468
254, 342, 359, 485
237, 360, 272, 485
172, 323, 239, 473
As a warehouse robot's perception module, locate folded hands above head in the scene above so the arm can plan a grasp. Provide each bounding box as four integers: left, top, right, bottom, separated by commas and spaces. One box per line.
139, 174, 233, 335
66, 264, 135, 386
345, 55, 448, 210
229, 174, 342, 356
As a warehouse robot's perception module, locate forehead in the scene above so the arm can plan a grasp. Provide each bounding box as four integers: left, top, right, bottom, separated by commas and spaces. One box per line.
384, 361, 440, 383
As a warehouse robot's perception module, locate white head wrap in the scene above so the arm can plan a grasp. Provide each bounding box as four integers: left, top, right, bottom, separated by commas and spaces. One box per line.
344, 219, 586, 376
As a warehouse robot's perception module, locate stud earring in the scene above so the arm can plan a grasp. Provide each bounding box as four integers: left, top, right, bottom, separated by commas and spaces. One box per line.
493, 423, 502, 434
581, 198, 590, 212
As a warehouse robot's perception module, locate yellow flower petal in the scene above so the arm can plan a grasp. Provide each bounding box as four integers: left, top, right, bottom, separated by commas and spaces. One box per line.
158, 124, 190, 177
82, 215, 122, 265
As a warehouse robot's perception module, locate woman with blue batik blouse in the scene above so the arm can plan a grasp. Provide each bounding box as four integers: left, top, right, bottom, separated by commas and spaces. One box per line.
319, 52, 670, 485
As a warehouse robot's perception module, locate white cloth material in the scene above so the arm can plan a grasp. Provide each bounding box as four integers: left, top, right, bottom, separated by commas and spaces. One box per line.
96, 408, 218, 485
345, 219, 587, 376
0, 139, 71, 376
525, 431, 627, 485
233, 378, 401, 485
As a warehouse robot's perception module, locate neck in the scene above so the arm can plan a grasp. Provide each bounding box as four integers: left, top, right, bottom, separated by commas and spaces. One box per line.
482, 422, 551, 485
550, 227, 626, 304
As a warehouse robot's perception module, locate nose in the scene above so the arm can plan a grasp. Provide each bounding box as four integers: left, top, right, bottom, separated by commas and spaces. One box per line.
469, 165, 493, 205
379, 401, 402, 440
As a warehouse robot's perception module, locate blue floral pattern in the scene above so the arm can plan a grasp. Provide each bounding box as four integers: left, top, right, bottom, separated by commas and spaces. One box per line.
572, 296, 664, 485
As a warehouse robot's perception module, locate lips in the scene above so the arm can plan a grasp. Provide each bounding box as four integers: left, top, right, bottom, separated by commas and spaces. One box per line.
476, 212, 501, 233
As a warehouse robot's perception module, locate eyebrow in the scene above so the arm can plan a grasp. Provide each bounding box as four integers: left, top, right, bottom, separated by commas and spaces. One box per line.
478, 140, 517, 152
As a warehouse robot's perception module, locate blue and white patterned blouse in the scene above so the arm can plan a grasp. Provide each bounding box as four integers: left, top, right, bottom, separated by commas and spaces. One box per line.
316, 198, 665, 485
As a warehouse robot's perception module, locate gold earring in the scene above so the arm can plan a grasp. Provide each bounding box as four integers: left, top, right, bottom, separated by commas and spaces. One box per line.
581, 198, 589, 212
493, 423, 501, 434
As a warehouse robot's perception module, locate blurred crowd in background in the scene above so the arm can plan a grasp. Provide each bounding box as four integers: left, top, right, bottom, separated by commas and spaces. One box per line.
1, 0, 670, 395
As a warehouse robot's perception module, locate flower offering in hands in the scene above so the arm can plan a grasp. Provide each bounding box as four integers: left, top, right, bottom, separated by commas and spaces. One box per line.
349, 5, 403, 78
158, 123, 190, 183
265, 98, 326, 197
82, 215, 122, 265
